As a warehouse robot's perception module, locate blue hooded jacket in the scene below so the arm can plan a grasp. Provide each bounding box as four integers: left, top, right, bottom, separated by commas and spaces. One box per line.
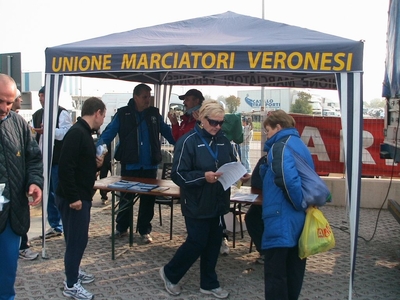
260, 127, 314, 250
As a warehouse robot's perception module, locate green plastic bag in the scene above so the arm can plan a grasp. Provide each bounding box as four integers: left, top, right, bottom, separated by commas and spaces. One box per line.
298, 207, 335, 259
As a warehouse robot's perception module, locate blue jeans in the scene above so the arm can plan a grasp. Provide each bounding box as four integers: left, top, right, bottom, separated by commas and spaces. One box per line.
164, 216, 223, 290
0, 220, 21, 300
240, 144, 251, 173
48, 165, 63, 232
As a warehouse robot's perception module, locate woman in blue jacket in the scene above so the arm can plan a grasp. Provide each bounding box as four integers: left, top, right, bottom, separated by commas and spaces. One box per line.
260, 110, 313, 300
160, 100, 249, 299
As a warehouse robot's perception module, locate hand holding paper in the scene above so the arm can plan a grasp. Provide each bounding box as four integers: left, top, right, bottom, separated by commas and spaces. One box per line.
216, 162, 247, 190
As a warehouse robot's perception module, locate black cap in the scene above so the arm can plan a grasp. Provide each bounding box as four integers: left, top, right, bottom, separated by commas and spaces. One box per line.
178, 89, 204, 101
38, 86, 45, 95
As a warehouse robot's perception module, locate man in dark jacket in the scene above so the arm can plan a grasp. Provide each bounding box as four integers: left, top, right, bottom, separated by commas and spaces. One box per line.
56, 97, 106, 300
32, 86, 72, 238
0, 74, 43, 299
97, 83, 175, 243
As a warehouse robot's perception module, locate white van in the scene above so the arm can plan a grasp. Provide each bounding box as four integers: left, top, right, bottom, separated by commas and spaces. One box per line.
169, 93, 184, 111
100, 93, 131, 132
166, 93, 184, 124
308, 100, 323, 115
18, 91, 78, 125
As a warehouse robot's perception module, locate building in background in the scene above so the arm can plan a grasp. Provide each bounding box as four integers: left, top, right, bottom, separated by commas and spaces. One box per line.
18, 72, 79, 123
236, 88, 339, 115
21, 71, 43, 92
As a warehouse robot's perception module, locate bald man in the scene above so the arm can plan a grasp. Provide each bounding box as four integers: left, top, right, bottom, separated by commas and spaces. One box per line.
0, 74, 43, 299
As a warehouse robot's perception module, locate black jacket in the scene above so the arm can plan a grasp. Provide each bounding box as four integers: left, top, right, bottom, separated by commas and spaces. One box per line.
251, 155, 267, 190
56, 117, 97, 204
171, 124, 236, 219
32, 106, 67, 165
0, 112, 43, 235
114, 99, 162, 165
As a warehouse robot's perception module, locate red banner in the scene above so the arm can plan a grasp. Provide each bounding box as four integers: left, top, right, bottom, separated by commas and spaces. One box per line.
292, 114, 400, 177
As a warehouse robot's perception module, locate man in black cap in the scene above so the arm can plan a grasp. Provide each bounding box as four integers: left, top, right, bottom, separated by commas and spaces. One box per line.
168, 89, 204, 141
32, 86, 72, 239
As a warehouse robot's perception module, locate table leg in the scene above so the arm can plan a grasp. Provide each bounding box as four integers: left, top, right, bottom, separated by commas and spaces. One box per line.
111, 191, 116, 260
110, 191, 140, 258
232, 202, 237, 248
129, 194, 134, 247
239, 203, 244, 239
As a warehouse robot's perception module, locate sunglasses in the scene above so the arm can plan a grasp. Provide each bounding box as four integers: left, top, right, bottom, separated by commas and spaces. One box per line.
206, 116, 224, 127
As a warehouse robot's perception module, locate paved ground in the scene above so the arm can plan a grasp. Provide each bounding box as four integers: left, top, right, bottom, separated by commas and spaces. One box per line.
16, 191, 400, 300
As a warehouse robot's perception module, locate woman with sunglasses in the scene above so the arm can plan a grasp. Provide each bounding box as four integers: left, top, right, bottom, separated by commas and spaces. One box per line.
160, 100, 249, 299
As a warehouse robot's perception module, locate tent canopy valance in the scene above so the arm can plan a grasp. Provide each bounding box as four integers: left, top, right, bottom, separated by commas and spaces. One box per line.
45, 11, 363, 90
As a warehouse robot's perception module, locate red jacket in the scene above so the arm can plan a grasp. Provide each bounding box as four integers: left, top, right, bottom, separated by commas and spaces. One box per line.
171, 114, 198, 141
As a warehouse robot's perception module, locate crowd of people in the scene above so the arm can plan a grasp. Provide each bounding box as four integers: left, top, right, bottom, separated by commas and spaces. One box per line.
0, 73, 312, 300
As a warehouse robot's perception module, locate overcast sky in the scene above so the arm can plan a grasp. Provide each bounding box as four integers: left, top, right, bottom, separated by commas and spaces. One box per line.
0, 0, 389, 101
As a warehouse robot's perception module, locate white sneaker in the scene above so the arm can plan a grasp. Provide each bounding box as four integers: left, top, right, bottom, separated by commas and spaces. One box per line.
63, 281, 93, 300
220, 237, 230, 255
19, 248, 39, 260
141, 233, 153, 244
200, 287, 229, 299
159, 266, 182, 295
78, 269, 95, 284
39, 228, 62, 239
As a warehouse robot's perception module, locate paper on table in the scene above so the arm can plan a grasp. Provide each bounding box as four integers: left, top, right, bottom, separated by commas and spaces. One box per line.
231, 193, 258, 202
217, 162, 247, 191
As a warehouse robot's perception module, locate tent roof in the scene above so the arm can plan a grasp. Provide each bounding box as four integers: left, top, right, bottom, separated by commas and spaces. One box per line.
45, 11, 363, 89
43, 11, 364, 292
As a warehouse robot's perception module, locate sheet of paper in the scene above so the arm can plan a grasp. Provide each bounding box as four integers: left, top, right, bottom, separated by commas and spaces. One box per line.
217, 162, 247, 191
231, 193, 258, 202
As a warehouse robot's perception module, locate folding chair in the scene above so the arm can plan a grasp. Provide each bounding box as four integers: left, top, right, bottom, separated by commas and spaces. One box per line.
155, 163, 179, 240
